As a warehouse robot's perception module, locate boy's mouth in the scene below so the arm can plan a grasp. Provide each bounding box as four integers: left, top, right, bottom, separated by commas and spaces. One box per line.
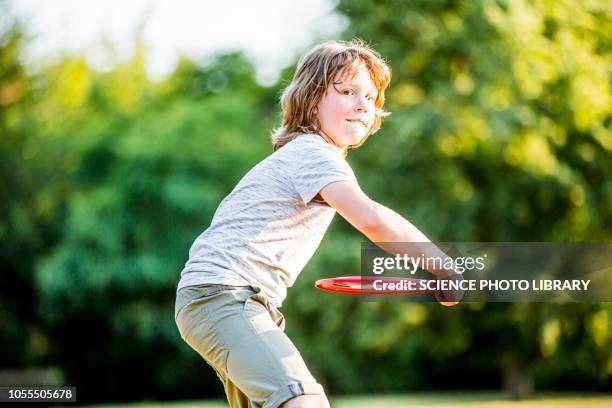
345, 118, 366, 128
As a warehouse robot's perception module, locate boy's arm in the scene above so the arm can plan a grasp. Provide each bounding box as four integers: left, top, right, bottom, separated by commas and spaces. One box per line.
319, 180, 454, 280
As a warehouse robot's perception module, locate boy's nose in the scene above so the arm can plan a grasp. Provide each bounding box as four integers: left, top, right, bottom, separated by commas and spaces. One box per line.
355, 102, 368, 112
355, 96, 370, 112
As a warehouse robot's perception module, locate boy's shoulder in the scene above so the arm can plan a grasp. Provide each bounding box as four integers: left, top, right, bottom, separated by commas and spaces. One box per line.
285, 133, 320, 147
282, 133, 343, 154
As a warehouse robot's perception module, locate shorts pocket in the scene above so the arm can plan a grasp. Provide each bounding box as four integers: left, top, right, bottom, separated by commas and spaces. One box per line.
244, 292, 285, 330
175, 284, 238, 321
243, 295, 273, 335
177, 293, 230, 372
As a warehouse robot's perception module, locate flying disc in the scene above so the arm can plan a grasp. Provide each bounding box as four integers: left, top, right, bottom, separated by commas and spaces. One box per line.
315, 276, 433, 295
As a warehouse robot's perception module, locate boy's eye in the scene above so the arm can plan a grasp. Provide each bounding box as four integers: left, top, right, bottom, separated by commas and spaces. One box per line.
340, 87, 376, 102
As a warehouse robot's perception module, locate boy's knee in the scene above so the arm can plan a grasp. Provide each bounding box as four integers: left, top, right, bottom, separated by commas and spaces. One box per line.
279, 393, 330, 408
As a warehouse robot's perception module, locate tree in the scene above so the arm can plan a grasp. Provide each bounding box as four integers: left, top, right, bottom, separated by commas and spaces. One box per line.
34, 50, 280, 402
296, 0, 612, 397
0, 3, 63, 376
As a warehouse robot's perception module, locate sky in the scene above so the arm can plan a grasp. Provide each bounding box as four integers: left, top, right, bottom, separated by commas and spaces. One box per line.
9, 0, 347, 85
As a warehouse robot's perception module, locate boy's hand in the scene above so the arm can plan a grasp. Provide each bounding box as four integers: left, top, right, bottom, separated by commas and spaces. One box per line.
434, 271, 465, 307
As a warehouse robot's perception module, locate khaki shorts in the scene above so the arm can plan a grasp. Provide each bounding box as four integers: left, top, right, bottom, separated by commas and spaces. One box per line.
175, 284, 326, 408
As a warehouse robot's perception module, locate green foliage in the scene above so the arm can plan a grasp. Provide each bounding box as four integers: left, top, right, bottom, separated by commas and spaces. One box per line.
341, 0, 611, 241
28, 50, 277, 401
314, 0, 611, 396
0, 8, 62, 368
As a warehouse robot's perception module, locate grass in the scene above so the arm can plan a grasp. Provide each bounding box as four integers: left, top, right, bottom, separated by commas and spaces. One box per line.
87, 392, 612, 408
332, 392, 612, 408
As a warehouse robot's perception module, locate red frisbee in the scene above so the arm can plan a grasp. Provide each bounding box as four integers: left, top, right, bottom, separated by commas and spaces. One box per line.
315, 276, 434, 295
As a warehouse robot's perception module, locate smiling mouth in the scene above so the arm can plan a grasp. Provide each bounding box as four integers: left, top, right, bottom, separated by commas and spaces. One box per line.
346, 119, 366, 128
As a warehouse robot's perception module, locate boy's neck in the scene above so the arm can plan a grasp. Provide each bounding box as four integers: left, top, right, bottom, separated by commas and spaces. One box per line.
315, 131, 348, 154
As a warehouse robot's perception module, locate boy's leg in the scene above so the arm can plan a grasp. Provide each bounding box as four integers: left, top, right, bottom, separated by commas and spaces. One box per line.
211, 366, 251, 408
176, 285, 251, 408
176, 285, 327, 408
281, 394, 330, 408
221, 288, 327, 407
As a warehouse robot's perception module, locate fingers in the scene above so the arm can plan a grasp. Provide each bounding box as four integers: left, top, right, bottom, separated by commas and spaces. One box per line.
434, 272, 465, 306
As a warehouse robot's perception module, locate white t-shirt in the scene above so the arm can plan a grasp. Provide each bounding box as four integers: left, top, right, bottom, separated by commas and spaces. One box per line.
177, 133, 358, 307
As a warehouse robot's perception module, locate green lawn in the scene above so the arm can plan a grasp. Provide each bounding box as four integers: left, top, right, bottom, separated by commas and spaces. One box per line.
88, 392, 612, 408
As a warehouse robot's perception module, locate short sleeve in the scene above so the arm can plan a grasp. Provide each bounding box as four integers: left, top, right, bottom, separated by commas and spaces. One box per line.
289, 136, 358, 206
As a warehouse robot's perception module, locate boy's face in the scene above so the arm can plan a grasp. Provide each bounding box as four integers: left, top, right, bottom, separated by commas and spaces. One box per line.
316, 64, 377, 149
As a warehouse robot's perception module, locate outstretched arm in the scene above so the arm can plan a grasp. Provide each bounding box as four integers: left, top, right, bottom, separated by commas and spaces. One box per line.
319, 180, 453, 280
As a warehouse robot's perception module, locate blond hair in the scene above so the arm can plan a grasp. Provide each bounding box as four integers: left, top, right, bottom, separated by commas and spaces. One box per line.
270, 38, 391, 155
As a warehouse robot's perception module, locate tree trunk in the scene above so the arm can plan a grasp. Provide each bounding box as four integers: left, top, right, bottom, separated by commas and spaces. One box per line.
502, 358, 534, 400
